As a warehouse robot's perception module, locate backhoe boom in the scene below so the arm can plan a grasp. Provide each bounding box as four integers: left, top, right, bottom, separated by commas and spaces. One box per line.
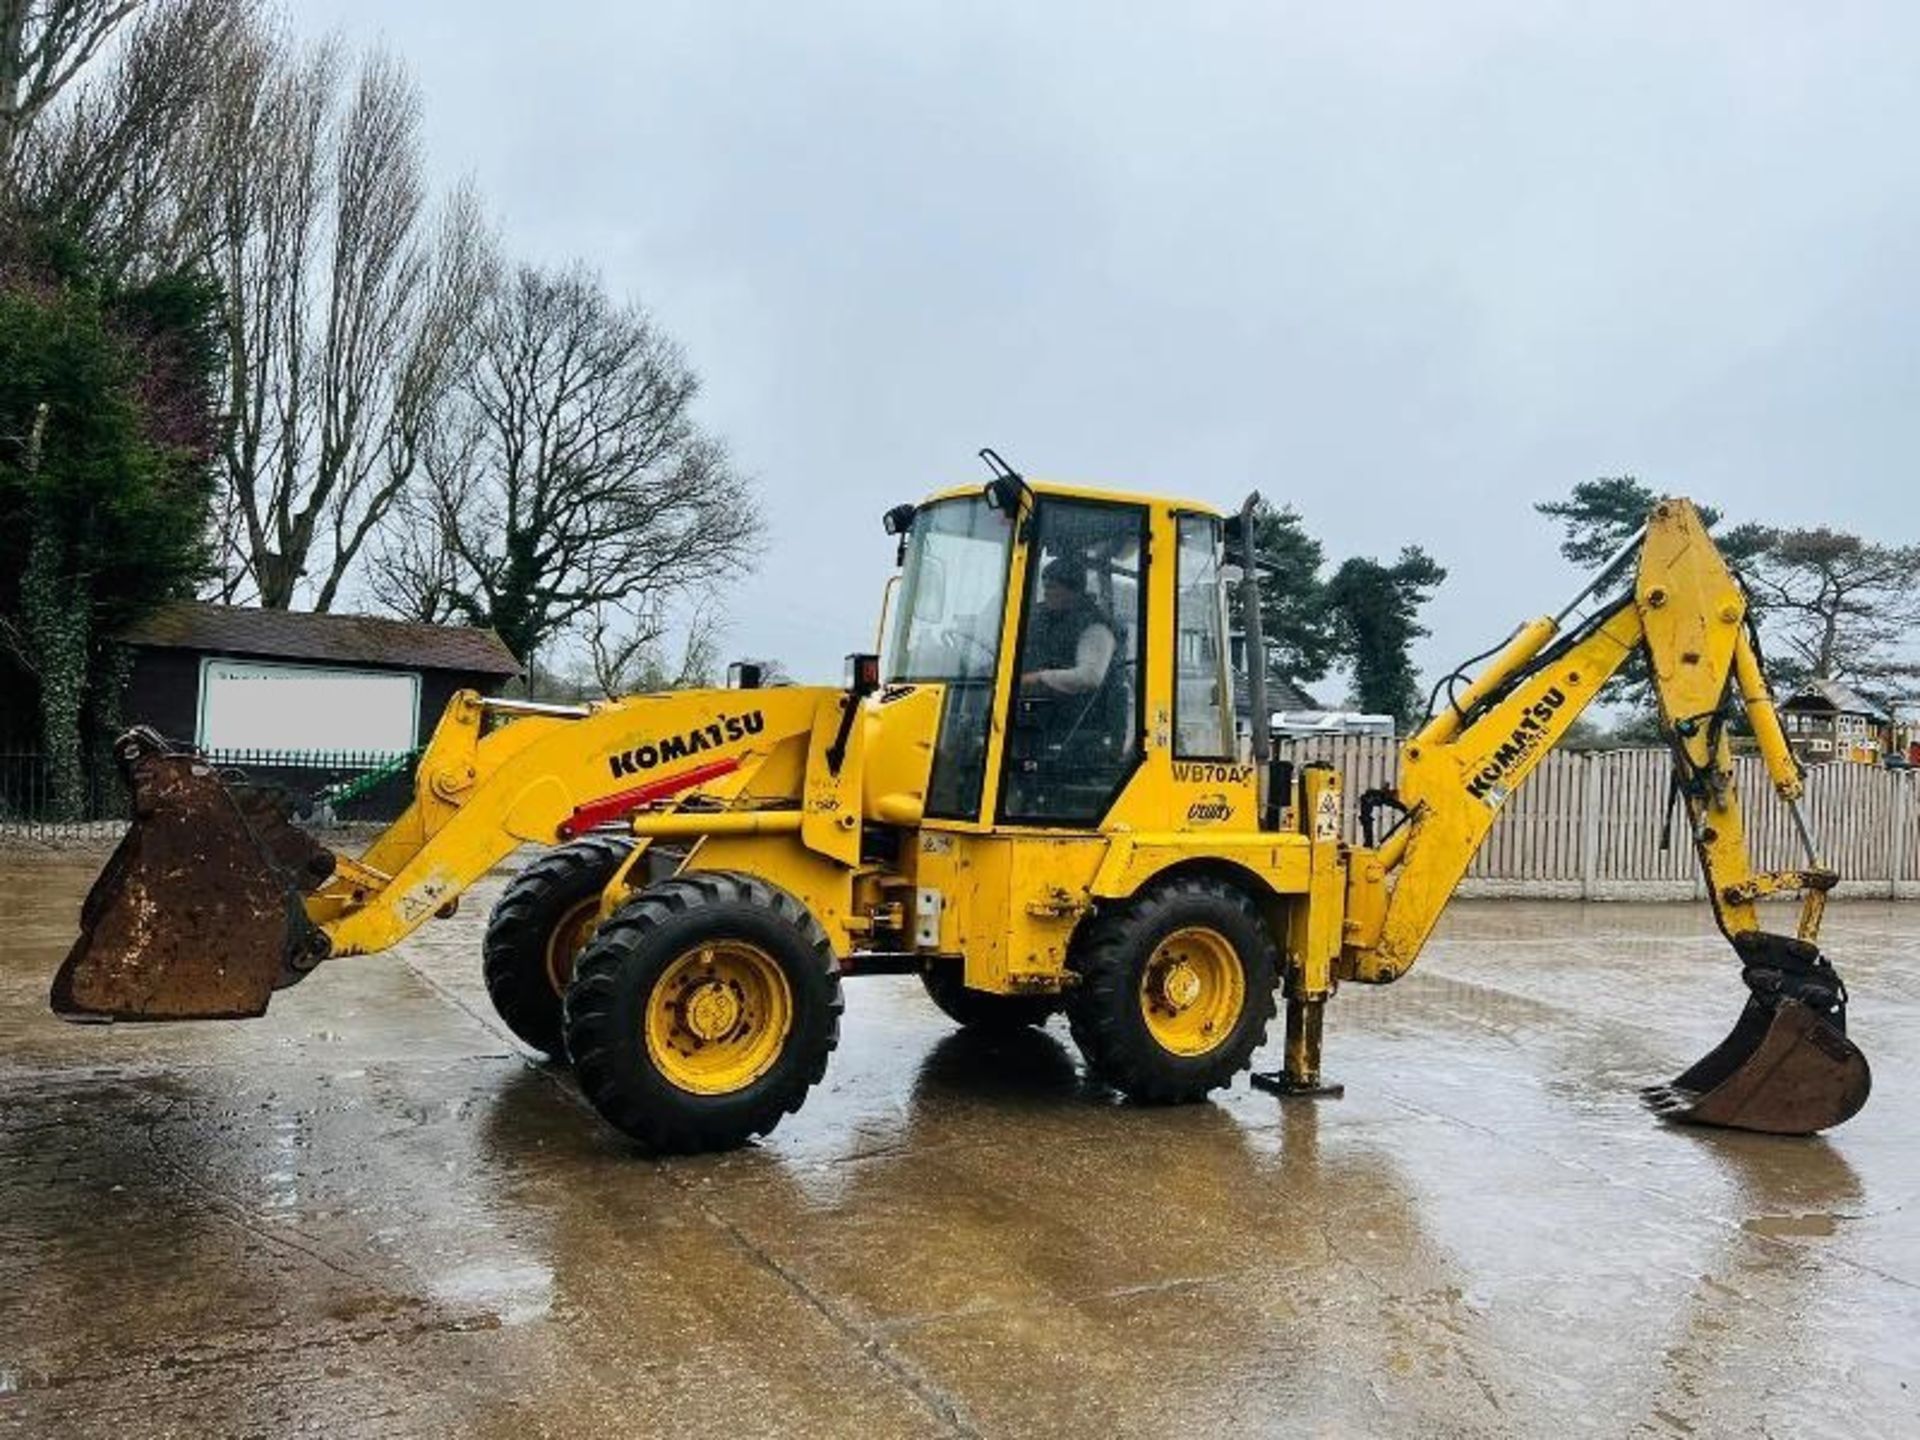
1325, 499, 1868, 1132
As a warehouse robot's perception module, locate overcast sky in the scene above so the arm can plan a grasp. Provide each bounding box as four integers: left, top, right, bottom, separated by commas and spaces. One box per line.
300, 1, 1919, 692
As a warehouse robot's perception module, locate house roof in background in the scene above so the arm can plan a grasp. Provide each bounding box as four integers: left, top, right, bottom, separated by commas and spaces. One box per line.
120, 601, 521, 677
1233, 670, 1322, 716
1780, 678, 1889, 722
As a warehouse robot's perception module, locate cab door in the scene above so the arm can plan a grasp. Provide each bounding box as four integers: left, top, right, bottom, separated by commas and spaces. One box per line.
998, 498, 1149, 826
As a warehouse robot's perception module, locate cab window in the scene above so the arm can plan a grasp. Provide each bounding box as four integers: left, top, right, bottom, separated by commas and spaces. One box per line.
1001, 499, 1147, 825
1174, 515, 1234, 759
885, 496, 1014, 819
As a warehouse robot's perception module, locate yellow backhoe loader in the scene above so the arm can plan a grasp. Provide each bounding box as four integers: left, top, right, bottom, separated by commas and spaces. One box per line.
53, 462, 1870, 1151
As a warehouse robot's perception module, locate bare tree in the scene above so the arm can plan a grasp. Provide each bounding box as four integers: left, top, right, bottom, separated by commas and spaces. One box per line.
0, 0, 144, 176
374, 261, 758, 677
1740, 527, 1920, 696
11, 0, 253, 272
584, 602, 721, 697
193, 26, 481, 609
366, 462, 466, 620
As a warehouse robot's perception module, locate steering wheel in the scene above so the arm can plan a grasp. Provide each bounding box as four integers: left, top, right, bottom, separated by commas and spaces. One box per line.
940, 625, 997, 673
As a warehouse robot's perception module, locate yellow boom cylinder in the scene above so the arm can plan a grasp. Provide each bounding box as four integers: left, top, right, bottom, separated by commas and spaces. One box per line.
1412, 617, 1558, 748
1733, 627, 1804, 802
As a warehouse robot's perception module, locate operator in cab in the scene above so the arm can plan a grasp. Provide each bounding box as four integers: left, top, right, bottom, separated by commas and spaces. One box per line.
1007, 554, 1130, 816
1021, 558, 1115, 700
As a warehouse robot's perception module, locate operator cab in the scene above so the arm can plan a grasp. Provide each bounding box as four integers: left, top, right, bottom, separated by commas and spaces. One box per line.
883, 479, 1234, 829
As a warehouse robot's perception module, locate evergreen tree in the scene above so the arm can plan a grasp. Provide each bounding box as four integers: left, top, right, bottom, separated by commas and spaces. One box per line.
0, 222, 218, 813
1325, 547, 1447, 727
1226, 499, 1337, 688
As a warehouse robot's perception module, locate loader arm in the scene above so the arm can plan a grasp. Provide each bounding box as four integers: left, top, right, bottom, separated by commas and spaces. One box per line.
52, 683, 875, 1020
1332, 498, 1868, 1133
316, 686, 865, 958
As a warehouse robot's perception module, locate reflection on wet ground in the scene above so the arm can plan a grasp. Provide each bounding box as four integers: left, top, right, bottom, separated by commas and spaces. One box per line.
2, 851, 1917, 1437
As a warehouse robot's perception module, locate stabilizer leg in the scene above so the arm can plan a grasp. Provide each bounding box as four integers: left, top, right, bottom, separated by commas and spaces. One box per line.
1252, 995, 1346, 1099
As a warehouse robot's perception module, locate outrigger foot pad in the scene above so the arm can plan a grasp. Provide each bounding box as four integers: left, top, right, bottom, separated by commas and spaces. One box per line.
1250, 1071, 1346, 1099
1642, 934, 1871, 1136
50, 729, 335, 1022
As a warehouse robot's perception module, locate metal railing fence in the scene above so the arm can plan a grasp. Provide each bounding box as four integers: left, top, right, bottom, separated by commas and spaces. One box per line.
0, 746, 419, 841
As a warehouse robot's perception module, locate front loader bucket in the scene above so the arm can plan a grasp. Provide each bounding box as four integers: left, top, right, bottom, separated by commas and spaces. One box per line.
50, 729, 336, 1022
1642, 935, 1871, 1136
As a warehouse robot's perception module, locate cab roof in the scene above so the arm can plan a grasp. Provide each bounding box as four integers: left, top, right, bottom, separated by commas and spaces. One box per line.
920, 476, 1226, 518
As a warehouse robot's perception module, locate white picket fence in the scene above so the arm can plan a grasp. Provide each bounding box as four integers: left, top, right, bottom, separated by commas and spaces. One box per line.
1276, 736, 1920, 900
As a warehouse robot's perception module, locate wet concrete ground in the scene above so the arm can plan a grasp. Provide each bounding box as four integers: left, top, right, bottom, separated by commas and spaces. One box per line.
2, 849, 1917, 1439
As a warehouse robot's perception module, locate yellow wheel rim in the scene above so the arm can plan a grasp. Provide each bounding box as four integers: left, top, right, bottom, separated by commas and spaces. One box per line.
644, 941, 793, 1095
543, 898, 603, 996
1139, 926, 1245, 1057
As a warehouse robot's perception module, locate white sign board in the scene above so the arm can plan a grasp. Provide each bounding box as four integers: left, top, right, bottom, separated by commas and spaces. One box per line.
198, 659, 419, 754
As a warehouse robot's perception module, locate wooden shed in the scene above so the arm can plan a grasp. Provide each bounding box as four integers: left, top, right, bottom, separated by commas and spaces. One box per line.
118, 601, 521, 761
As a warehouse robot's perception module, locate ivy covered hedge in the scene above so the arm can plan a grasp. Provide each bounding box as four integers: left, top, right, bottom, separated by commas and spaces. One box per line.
0, 220, 219, 817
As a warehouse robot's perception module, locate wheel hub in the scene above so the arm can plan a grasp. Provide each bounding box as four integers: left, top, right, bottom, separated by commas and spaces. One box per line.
544, 898, 604, 996
644, 940, 794, 1095
1158, 959, 1203, 1012
683, 978, 742, 1040
1138, 926, 1247, 1057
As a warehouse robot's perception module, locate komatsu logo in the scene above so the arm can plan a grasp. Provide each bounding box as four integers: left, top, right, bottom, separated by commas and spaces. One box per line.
608, 710, 765, 779
1465, 688, 1568, 800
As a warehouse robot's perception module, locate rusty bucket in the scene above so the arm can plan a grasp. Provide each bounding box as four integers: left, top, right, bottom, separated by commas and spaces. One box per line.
50, 729, 335, 1022
1642, 933, 1871, 1135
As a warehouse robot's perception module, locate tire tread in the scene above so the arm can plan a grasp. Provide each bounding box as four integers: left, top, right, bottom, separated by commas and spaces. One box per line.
564, 871, 842, 1153
481, 835, 634, 1058
1064, 874, 1279, 1103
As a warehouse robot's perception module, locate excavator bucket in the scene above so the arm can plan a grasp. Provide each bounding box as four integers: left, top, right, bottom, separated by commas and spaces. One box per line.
1641, 935, 1871, 1135
50, 729, 336, 1022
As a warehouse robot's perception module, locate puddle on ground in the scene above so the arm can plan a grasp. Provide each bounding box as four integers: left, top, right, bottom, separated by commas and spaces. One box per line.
428, 1259, 554, 1326
1741, 1213, 1840, 1238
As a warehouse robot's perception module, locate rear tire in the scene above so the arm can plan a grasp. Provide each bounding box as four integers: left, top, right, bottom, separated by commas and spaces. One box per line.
1065, 875, 1279, 1103
482, 835, 634, 1060
563, 872, 842, 1153
919, 963, 1059, 1031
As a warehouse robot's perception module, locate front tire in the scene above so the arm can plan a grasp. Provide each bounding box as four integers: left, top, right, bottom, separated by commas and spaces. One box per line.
482, 834, 634, 1060
563, 872, 842, 1153
1065, 875, 1279, 1103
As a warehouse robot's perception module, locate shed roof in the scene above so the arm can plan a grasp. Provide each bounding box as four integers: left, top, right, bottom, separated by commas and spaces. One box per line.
121, 601, 521, 677
1780, 678, 1889, 722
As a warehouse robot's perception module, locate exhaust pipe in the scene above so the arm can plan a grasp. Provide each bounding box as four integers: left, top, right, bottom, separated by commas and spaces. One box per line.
51, 729, 335, 1022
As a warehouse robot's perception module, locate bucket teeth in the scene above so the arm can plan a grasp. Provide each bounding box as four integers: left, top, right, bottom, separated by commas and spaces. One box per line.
1638, 1085, 1702, 1118
50, 729, 334, 1022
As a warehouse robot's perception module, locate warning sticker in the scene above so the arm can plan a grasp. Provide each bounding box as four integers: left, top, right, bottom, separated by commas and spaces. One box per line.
1313, 788, 1341, 841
